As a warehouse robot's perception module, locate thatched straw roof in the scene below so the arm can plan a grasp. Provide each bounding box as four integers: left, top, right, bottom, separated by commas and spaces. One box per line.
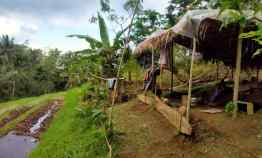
134, 30, 167, 52
135, 9, 220, 53
135, 9, 262, 68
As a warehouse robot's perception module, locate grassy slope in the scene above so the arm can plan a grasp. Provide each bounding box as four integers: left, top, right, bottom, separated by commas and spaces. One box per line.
29, 87, 108, 158
0, 92, 65, 136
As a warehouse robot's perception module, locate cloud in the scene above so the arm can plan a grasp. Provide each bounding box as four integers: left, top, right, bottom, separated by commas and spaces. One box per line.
0, 17, 21, 35
0, 0, 170, 51
0, 16, 38, 40
0, 0, 100, 27
143, 0, 169, 13
0, 0, 101, 46
0, 0, 96, 16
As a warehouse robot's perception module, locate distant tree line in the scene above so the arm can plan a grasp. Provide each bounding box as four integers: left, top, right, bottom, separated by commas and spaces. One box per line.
0, 35, 81, 101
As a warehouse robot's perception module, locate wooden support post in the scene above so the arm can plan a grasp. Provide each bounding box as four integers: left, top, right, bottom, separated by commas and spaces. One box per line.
151, 48, 156, 94
186, 38, 196, 122
216, 62, 219, 80
171, 44, 174, 94
160, 67, 163, 89
152, 48, 154, 69
257, 68, 259, 81
233, 28, 243, 118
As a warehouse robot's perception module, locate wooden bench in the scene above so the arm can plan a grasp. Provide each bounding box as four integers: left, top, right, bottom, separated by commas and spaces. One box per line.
237, 101, 254, 115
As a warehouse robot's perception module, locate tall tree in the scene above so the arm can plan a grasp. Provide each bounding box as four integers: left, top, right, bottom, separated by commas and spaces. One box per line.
166, 0, 210, 27
130, 10, 166, 44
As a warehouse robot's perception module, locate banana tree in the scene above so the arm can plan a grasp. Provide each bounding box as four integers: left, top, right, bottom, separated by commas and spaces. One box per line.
68, 12, 127, 78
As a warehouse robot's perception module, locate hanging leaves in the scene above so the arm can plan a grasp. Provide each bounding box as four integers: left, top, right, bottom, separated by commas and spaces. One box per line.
240, 24, 262, 45
67, 34, 103, 49
219, 9, 246, 28
100, 0, 111, 13
97, 12, 111, 48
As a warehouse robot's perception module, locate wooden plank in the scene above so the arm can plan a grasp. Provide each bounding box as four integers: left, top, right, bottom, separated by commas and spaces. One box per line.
237, 101, 254, 115
137, 94, 192, 135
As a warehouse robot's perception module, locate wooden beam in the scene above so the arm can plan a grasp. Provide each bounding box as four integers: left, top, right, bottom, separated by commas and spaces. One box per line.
186, 38, 196, 121
233, 28, 243, 118
137, 94, 192, 135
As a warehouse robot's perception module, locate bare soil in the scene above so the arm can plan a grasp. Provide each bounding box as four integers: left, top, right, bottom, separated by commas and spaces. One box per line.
113, 99, 262, 158
0, 106, 32, 128
15, 100, 63, 139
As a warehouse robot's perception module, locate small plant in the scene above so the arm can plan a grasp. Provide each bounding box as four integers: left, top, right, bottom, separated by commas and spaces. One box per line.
225, 101, 235, 113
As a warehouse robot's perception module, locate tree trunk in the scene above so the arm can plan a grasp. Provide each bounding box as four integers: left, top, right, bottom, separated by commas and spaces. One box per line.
233, 28, 243, 118
12, 80, 15, 98
128, 71, 132, 81
216, 62, 219, 80
257, 68, 259, 81
231, 67, 234, 80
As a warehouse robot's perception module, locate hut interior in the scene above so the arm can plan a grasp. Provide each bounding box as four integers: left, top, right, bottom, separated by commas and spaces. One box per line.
135, 9, 262, 116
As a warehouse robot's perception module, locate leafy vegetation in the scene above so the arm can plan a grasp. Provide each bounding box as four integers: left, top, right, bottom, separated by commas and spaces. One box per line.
68, 13, 125, 77
0, 36, 68, 101
0, 0, 261, 157
29, 84, 118, 158
225, 101, 235, 113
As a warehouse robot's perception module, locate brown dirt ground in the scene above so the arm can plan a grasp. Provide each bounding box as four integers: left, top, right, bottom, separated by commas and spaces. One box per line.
113, 99, 262, 158
15, 99, 63, 139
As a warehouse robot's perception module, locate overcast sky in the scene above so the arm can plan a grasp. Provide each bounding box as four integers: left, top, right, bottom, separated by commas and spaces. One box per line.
0, 0, 170, 52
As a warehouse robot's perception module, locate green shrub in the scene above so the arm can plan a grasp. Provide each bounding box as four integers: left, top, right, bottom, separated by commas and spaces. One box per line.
225, 101, 235, 113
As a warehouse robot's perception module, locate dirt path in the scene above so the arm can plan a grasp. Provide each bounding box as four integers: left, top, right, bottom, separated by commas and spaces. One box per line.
114, 99, 262, 158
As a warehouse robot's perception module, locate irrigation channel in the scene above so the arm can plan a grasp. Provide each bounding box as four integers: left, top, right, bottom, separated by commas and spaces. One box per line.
0, 100, 62, 158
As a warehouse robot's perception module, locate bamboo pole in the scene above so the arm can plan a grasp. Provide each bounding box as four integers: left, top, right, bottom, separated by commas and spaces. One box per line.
257, 68, 259, 81
233, 28, 243, 118
216, 62, 219, 80
152, 48, 154, 70
151, 48, 156, 94
186, 38, 196, 122
160, 67, 163, 89
112, 53, 124, 105
171, 44, 174, 94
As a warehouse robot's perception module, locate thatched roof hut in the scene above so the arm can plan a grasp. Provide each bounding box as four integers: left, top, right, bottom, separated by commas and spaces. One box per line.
135, 9, 262, 68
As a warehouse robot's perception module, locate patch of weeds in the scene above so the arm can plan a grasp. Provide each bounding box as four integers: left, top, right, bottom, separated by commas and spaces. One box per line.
76, 83, 120, 157
225, 101, 235, 113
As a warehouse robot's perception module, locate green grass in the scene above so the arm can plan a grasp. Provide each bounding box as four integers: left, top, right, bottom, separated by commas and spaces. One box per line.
0, 92, 65, 136
29, 87, 109, 158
